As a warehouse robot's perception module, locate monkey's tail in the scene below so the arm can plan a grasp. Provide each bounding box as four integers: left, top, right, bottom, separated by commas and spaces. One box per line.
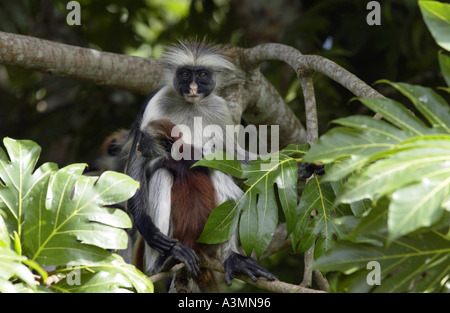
196, 268, 218, 293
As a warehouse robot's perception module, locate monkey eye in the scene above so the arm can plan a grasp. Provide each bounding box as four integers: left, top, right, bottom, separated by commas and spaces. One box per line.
198, 72, 208, 78
180, 71, 189, 78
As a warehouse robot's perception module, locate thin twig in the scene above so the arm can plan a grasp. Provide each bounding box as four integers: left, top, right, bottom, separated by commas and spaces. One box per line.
149, 263, 185, 283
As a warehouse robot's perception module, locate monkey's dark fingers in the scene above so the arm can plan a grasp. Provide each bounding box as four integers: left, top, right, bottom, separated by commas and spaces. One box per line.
238, 257, 278, 282
169, 242, 201, 278
224, 252, 277, 286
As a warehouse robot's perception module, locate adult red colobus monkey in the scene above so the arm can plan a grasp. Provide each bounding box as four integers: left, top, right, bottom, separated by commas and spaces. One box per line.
121, 41, 276, 288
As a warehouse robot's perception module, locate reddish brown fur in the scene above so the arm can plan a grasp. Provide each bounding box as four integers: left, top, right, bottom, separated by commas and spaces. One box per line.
168, 158, 218, 292
170, 162, 217, 255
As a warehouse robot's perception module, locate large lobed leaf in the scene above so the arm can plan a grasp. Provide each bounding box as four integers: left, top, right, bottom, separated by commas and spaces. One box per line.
312, 229, 450, 293
304, 81, 450, 242
291, 176, 350, 255
0, 138, 152, 293
305, 79, 450, 292
50, 254, 153, 293
0, 214, 37, 292
27, 163, 135, 266
196, 145, 303, 258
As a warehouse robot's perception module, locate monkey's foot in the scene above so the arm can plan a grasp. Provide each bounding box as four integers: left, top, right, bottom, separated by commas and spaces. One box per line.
223, 252, 278, 286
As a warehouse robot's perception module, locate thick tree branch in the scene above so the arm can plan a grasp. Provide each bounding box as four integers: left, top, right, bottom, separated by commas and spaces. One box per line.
244, 69, 307, 145
0, 31, 161, 95
0, 31, 308, 145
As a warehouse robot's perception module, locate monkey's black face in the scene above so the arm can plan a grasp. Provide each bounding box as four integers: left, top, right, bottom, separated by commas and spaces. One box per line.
173, 66, 216, 103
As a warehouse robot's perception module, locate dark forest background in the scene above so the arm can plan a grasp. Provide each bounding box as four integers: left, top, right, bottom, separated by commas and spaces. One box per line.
0, 0, 444, 167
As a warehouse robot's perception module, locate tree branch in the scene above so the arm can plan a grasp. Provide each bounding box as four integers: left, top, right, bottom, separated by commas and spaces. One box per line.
242, 43, 384, 99
149, 260, 325, 293
0, 31, 161, 95
0, 31, 308, 145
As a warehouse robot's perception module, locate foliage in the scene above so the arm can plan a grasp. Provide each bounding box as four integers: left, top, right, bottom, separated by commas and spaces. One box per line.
0, 0, 444, 167
195, 146, 303, 258
302, 1, 450, 292
0, 138, 152, 293
420, 0, 450, 52
304, 79, 450, 292
198, 0, 450, 292
1, 0, 449, 293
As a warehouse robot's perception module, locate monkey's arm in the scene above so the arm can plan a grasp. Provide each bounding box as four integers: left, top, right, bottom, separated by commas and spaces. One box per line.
125, 149, 200, 277
128, 188, 200, 277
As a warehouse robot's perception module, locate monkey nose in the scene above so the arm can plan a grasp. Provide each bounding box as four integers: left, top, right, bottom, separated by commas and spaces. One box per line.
189, 82, 198, 94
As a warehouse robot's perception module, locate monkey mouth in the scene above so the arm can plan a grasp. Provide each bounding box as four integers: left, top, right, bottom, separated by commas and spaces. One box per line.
184, 93, 202, 103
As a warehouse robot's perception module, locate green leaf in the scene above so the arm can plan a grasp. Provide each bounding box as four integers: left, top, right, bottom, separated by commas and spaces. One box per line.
0, 212, 10, 248
312, 231, 450, 293
388, 172, 450, 241
358, 97, 432, 136
238, 189, 259, 256
439, 51, 450, 87
279, 143, 310, 159
51, 255, 153, 293
337, 139, 450, 203
378, 80, 450, 132
336, 135, 450, 241
0, 246, 36, 292
0, 138, 57, 236
343, 199, 388, 247
0, 138, 149, 293
193, 151, 243, 178
305, 85, 450, 243
291, 176, 348, 254
419, 0, 450, 51
25, 166, 137, 266
197, 200, 240, 244
304, 117, 402, 165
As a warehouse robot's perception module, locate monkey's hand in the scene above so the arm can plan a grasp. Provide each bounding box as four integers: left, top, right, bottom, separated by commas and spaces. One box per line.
223, 252, 278, 286
156, 241, 200, 278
